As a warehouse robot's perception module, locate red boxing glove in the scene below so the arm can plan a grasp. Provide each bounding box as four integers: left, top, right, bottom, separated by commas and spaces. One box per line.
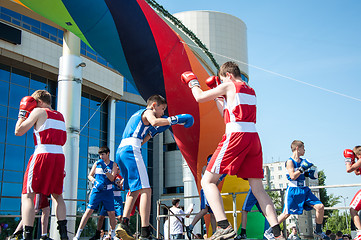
205, 76, 221, 89
18, 96, 37, 119
181, 71, 200, 88
344, 149, 355, 164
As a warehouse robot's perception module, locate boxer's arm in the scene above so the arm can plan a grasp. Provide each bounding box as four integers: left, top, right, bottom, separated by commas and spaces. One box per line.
143, 110, 169, 127
191, 83, 229, 103
286, 160, 301, 180
346, 159, 361, 173
214, 97, 224, 116
15, 108, 42, 136
106, 162, 117, 182
88, 163, 97, 183
142, 134, 151, 145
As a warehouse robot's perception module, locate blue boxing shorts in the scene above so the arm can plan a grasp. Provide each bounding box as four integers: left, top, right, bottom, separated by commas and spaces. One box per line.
87, 188, 115, 212
116, 145, 150, 192
100, 194, 123, 217
200, 189, 213, 213
282, 186, 322, 215
242, 189, 262, 213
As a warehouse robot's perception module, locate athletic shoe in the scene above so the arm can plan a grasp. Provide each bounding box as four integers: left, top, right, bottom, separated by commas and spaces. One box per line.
9, 234, 21, 240
314, 231, 330, 240
115, 224, 135, 240
72, 237, 78, 240
186, 226, 193, 240
264, 228, 275, 240
354, 231, 361, 240
40, 236, 52, 240
209, 226, 236, 240
234, 233, 247, 240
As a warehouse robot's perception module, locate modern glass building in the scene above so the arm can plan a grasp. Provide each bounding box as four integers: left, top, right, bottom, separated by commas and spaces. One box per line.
0, 2, 159, 237
0, 1, 250, 239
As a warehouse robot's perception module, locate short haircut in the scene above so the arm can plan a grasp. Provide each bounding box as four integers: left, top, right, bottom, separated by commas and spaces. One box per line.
326, 230, 332, 235
146, 94, 167, 107
218, 61, 242, 78
31, 90, 52, 105
353, 146, 361, 156
291, 140, 304, 152
336, 231, 343, 237
172, 198, 180, 206
98, 146, 110, 154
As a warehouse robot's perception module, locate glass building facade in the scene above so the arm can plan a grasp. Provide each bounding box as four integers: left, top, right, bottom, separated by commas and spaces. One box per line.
0, 5, 153, 223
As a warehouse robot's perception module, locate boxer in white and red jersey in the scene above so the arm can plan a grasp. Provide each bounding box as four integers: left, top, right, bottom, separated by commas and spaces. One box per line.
343, 146, 361, 240
15, 90, 69, 240
182, 62, 284, 240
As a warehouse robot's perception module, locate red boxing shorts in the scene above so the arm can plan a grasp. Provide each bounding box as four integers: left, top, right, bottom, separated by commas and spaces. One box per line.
207, 132, 264, 179
23, 152, 65, 195
350, 189, 361, 211
34, 193, 50, 210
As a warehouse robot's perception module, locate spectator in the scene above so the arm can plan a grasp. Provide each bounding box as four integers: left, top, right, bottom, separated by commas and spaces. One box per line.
287, 226, 300, 240
330, 233, 336, 240
336, 231, 343, 240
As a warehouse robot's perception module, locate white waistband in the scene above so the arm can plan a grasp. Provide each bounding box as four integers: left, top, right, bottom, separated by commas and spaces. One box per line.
106, 184, 113, 190
119, 137, 141, 148
34, 144, 63, 154
225, 122, 257, 133
288, 180, 305, 187
114, 191, 121, 196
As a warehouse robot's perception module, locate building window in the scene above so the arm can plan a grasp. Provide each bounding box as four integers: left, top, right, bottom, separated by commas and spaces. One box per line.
279, 183, 283, 188
270, 176, 274, 180
278, 166, 282, 171
278, 175, 283, 179
270, 167, 274, 171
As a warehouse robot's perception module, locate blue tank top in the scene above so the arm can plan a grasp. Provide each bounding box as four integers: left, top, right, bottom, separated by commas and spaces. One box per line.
122, 109, 151, 140
113, 182, 123, 201
94, 160, 114, 189
286, 157, 306, 183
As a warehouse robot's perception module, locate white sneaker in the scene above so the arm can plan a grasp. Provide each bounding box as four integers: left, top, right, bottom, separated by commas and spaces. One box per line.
73, 237, 79, 240
264, 228, 275, 240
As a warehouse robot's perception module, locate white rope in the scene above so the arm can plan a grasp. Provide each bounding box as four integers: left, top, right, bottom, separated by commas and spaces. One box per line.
79, 90, 112, 134
181, 40, 361, 103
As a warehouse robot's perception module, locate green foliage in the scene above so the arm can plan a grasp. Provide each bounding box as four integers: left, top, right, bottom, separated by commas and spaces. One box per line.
145, 0, 220, 70
0, 217, 20, 239
75, 211, 98, 237
317, 170, 341, 219
325, 210, 350, 235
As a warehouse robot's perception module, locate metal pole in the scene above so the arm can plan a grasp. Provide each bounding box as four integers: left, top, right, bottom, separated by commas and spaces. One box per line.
49, 30, 83, 240
232, 193, 237, 230
157, 200, 161, 239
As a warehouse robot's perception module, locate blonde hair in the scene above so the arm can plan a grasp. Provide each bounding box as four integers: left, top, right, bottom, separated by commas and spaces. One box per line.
31, 90, 52, 105
291, 140, 304, 152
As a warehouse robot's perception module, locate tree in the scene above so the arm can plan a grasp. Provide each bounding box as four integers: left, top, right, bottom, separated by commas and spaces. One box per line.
325, 210, 350, 235
318, 170, 341, 219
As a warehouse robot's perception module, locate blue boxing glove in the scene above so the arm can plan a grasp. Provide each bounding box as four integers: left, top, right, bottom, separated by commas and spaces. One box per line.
299, 159, 313, 173
305, 169, 318, 180
94, 180, 105, 191
96, 160, 112, 173
167, 114, 194, 128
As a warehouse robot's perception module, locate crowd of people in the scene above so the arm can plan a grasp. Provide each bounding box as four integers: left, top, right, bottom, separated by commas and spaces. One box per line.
7, 62, 361, 240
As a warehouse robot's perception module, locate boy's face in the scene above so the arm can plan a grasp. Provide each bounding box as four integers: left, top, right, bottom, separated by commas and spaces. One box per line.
99, 152, 110, 161
297, 145, 305, 156
153, 103, 167, 118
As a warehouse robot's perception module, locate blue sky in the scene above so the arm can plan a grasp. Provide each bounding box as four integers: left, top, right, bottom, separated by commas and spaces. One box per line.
155, 0, 361, 208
